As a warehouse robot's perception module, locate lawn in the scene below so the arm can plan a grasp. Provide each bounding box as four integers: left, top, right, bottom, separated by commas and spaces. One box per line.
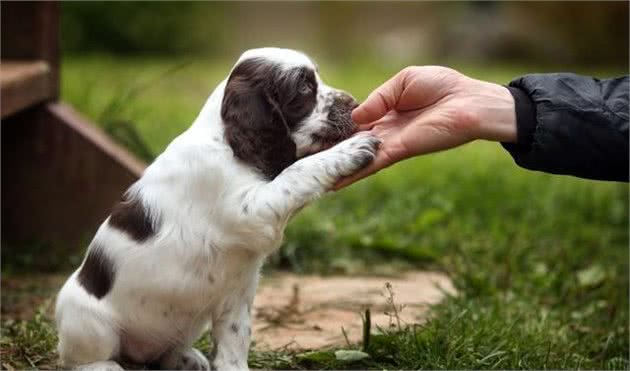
1, 54, 627, 370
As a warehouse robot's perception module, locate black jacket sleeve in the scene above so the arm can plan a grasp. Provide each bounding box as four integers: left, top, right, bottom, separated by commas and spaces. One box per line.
501, 73, 629, 182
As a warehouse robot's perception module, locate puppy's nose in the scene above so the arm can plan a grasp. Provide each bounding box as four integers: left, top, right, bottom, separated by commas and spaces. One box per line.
329, 92, 360, 134
337, 92, 359, 110
349, 99, 359, 111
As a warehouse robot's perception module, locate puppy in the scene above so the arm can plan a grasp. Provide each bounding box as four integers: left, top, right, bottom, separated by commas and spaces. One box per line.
55, 48, 380, 371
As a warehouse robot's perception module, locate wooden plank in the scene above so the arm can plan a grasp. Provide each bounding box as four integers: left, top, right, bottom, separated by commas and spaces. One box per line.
48, 103, 147, 177
2, 102, 146, 248
1, 60, 52, 118
1, 1, 59, 99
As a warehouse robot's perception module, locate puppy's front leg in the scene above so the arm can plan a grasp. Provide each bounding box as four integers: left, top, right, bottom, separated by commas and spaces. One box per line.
249, 133, 380, 221
211, 301, 252, 371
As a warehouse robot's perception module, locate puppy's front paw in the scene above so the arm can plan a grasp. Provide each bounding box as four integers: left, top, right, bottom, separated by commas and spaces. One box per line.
333, 133, 381, 176
162, 348, 210, 370
211, 357, 248, 371
76, 361, 124, 371
181, 349, 210, 370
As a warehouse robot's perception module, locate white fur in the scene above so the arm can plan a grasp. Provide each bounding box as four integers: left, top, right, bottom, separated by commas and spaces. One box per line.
55, 48, 379, 371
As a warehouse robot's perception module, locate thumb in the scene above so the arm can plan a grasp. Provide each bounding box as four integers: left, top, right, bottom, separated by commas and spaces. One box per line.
351, 70, 408, 125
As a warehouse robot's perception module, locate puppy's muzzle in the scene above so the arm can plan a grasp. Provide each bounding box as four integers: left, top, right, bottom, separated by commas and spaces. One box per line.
320, 92, 359, 143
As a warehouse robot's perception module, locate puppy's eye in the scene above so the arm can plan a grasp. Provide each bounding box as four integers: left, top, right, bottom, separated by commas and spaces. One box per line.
298, 82, 314, 95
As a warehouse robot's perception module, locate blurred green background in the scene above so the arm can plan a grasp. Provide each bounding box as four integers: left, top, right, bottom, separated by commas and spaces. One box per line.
59, 1, 629, 161
61, 2, 628, 64
4, 2, 628, 370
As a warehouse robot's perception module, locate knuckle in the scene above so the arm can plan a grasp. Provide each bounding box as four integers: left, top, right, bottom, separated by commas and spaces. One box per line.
400, 66, 418, 77
374, 90, 392, 112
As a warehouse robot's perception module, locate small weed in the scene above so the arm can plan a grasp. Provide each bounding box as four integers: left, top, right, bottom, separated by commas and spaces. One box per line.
1, 301, 58, 370
99, 61, 191, 162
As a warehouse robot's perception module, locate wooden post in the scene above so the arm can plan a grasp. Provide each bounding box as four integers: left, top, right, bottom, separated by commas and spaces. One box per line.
1, 1, 59, 99
1, 2, 146, 249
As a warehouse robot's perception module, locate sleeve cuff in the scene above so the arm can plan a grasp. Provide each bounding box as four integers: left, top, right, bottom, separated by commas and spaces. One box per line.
501, 86, 537, 153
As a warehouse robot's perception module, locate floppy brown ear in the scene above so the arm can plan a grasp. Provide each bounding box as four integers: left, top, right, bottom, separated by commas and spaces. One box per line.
221, 58, 297, 180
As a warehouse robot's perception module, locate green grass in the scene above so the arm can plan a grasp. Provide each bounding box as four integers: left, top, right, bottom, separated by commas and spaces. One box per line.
1, 55, 627, 369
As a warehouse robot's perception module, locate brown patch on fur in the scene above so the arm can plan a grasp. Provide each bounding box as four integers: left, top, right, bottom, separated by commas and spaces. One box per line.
77, 243, 115, 299
109, 193, 156, 242
221, 57, 317, 179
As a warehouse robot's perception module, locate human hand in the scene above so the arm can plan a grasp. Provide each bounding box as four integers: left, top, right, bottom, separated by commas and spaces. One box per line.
335, 66, 517, 189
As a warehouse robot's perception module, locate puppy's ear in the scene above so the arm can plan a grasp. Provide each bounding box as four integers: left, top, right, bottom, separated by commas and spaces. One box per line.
221, 58, 297, 179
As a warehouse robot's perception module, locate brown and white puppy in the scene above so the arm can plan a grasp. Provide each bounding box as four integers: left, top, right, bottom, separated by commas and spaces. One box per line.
55, 48, 380, 371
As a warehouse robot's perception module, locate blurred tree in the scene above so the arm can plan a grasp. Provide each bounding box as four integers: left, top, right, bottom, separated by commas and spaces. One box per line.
61, 2, 229, 55
61, 2, 628, 67
508, 2, 629, 65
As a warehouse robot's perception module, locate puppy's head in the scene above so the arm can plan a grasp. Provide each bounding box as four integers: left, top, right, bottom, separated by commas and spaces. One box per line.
221, 48, 357, 179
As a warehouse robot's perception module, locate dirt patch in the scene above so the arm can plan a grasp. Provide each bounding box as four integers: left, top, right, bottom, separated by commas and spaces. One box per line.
252, 271, 455, 350
1, 270, 455, 353
1, 273, 66, 320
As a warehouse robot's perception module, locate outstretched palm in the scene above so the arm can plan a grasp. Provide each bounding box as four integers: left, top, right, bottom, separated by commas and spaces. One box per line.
336, 66, 516, 189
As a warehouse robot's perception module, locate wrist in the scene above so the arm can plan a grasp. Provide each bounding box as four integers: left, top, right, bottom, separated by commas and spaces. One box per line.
473, 81, 518, 143
504, 85, 537, 151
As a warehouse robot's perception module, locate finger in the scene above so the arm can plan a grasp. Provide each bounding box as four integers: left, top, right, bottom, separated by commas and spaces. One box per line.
353, 109, 395, 131
351, 69, 408, 125
354, 123, 375, 132
353, 114, 399, 135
